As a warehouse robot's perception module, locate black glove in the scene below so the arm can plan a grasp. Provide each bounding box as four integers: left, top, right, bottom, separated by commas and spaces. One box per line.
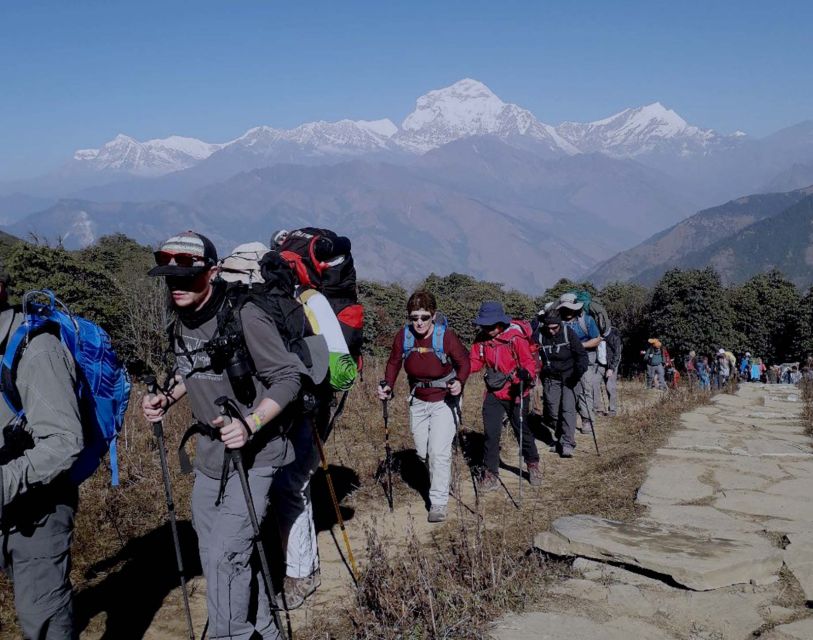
517, 368, 532, 383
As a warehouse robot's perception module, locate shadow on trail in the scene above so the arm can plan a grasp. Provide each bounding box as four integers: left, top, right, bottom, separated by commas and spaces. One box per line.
75, 521, 202, 640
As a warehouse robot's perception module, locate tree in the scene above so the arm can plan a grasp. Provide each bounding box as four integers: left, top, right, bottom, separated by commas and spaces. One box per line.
358, 280, 408, 355
647, 268, 736, 361
600, 282, 651, 369
791, 286, 813, 362
728, 269, 800, 363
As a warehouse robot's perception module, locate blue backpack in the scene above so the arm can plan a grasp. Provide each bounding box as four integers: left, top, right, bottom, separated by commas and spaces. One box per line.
402, 312, 448, 364
1, 291, 131, 486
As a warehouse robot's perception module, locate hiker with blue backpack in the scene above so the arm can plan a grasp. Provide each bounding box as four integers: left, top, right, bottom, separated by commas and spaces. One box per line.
0, 265, 129, 639
143, 231, 308, 640
378, 290, 470, 523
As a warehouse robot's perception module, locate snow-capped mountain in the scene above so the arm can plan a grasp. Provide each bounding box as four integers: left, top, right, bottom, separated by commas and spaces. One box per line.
73, 134, 223, 176
555, 102, 735, 157
394, 78, 577, 155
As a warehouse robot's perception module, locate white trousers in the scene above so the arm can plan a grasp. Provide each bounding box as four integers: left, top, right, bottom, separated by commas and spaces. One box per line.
409, 397, 456, 507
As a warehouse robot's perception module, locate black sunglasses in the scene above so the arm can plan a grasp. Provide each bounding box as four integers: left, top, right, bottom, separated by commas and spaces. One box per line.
154, 251, 209, 268
409, 313, 432, 322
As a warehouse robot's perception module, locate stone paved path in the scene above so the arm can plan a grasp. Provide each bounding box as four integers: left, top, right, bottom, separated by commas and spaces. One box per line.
491, 383, 813, 640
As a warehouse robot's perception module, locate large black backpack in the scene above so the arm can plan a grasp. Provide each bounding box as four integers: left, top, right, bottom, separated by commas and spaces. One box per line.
277, 227, 364, 366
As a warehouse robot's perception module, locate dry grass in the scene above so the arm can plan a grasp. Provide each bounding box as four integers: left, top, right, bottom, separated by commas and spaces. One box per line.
0, 368, 716, 639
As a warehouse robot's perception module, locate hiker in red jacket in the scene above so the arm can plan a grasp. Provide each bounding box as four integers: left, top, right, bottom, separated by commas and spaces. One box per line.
378, 290, 470, 523
470, 301, 541, 492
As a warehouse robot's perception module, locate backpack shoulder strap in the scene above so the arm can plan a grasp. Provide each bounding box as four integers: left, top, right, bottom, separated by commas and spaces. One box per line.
431, 315, 448, 364
0, 323, 32, 418
402, 325, 414, 359
577, 313, 588, 335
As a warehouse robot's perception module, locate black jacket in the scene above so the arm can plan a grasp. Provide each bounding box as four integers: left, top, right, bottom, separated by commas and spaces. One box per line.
537, 323, 588, 385
604, 327, 622, 371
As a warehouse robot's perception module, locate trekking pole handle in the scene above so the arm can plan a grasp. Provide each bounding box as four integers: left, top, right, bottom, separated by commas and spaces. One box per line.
145, 375, 159, 397
379, 379, 390, 419
214, 395, 232, 426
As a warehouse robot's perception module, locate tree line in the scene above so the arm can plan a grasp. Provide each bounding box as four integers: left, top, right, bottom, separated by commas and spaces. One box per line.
2, 234, 811, 374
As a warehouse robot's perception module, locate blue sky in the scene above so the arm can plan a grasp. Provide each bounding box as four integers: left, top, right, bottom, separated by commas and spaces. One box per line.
1, 0, 811, 180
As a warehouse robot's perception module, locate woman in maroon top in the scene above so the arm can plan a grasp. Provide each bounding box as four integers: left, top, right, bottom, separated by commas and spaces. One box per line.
377, 290, 470, 522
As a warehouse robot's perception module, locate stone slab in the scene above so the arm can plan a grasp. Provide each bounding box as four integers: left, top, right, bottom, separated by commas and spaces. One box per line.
715, 491, 813, 523
489, 612, 676, 640
534, 514, 782, 590
762, 617, 813, 640
641, 505, 764, 533
636, 462, 714, 506
784, 533, 813, 603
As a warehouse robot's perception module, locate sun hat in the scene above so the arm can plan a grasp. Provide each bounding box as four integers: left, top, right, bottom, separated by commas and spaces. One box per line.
472, 301, 511, 327
557, 293, 583, 311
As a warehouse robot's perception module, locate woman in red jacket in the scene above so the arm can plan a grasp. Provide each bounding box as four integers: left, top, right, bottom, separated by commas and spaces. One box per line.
377, 290, 470, 523
470, 301, 541, 492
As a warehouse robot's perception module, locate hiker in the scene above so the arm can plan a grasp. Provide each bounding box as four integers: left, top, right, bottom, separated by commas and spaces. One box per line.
143, 231, 305, 639
470, 301, 541, 491
696, 355, 711, 390
790, 366, 802, 384
684, 351, 698, 387
597, 325, 622, 417
557, 293, 601, 433
0, 269, 84, 638
643, 338, 669, 390
378, 290, 470, 522
714, 348, 731, 389
537, 308, 588, 457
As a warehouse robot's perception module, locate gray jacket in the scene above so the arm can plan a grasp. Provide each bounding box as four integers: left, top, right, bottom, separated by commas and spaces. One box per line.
0, 308, 84, 521
174, 301, 303, 478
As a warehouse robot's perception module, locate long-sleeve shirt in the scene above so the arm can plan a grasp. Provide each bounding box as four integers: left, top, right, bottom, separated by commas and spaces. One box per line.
174, 301, 304, 478
470, 324, 536, 402
0, 309, 84, 515
384, 325, 470, 402
537, 323, 588, 385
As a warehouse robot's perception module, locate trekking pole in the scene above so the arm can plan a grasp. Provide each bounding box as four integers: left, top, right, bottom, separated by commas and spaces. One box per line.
214, 397, 290, 640
379, 380, 394, 512
590, 413, 601, 456
145, 376, 195, 640
312, 427, 360, 583
450, 393, 479, 509
518, 379, 525, 507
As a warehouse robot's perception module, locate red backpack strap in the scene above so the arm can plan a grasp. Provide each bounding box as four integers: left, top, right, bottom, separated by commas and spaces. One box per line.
307, 235, 330, 277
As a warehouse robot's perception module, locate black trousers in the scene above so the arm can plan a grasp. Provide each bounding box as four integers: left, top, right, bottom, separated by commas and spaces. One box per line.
482, 391, 539, 474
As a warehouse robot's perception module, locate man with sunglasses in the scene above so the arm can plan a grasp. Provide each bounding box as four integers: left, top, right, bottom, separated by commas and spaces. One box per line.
142, 231, 304, 640
378, 290, 470, 523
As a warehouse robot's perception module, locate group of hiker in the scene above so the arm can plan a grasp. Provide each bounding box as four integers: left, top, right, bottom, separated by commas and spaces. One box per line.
2, 221, 809, 640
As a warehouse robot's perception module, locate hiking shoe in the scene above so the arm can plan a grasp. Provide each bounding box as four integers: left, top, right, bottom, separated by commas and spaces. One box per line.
428, 504, 447, 522
560, 446, 574, 458
579, 420, 594, 435
280, 571, 321, 610
549, 443, 559, 453
607, 411, 617, 417
527, 462, 543, 487
479, 470, 500, 493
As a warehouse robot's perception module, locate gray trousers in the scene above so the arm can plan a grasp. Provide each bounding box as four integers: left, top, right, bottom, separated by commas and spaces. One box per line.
543, 378, 578, 449
192, 466, 281, 640
605, 370, 618, 413
0, 502, 76, 640
576, 353, 598, 425
647, 364, 666, 389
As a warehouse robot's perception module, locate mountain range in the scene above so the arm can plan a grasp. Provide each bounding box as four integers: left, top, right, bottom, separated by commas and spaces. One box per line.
2, 78, 813, 291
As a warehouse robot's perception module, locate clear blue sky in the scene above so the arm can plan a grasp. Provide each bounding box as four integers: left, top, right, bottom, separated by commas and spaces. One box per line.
1, 0, 811, 180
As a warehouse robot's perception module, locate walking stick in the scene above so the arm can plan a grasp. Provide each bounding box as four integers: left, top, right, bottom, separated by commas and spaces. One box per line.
144, 376, 195, 640
518, 378, 525, 506
450, 394, 479, 509
214, 397, 290, 640
379, 380, 395, 512
312, 427, 359, 583
590, 414, 601, 456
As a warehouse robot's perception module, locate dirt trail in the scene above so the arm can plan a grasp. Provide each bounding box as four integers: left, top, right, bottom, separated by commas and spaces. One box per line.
81, 382, 657, 638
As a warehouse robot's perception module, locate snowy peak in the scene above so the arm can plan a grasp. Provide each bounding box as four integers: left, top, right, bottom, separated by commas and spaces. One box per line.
556, 102, 724, 156
397, 78, 571, 154
73, 134, 223, 175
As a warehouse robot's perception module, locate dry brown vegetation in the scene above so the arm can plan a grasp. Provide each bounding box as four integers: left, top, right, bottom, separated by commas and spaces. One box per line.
0, 368, 721, 639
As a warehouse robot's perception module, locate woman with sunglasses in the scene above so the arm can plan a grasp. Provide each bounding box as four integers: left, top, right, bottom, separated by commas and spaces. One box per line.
377, 290, 470, 523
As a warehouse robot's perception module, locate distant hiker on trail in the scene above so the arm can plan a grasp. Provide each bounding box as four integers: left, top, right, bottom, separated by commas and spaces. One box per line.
714, 348, 731, 389
536, 308, 588, 458
0, 269, 85, 639
143, 231, 306, 640
685, 351, 698, 387
740, 352, 752, 382
696, 355, 711, 390
470, 301, 541, 491
643, 338, 669, 390
557, 293, 601, 434
378, 290, 470, 523
596, 325, 622, 417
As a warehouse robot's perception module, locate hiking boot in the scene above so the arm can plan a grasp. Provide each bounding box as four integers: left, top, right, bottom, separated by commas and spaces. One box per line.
280, 570, 321, 610
479, 470, 500, 493
607, 410, 617, 417
527, 462, 543, 487
428, 504, 447, 523
560, 446, 574, 459
579, 420, 594, 435
549, 443, 559, 453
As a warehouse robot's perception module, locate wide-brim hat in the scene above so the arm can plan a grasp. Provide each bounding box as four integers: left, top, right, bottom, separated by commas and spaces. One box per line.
472, 300, 511, 327
557, 292, 583, 311
148, 231, 218, 277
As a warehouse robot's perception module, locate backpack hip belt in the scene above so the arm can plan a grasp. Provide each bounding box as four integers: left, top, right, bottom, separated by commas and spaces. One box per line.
411, 370, 457, 391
